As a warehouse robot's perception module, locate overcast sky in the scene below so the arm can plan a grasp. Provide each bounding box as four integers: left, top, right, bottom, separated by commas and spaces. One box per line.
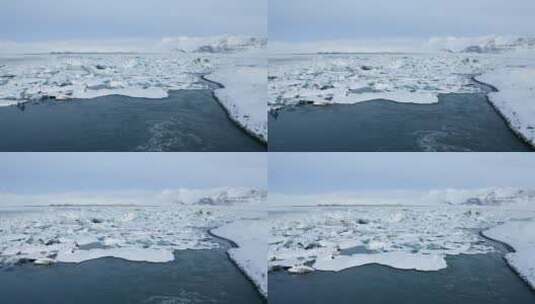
0, 0, 266, 42
269, 153, 535, 201
270, 0, 535, 42
0, 153, 266, 196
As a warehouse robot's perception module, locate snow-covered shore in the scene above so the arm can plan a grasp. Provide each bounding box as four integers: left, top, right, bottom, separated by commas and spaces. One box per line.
211, 219, 268, 297
483, 220, 535, 289
476, 68, 535, 148
205, 51, 268, 143
269, 203, 535, 279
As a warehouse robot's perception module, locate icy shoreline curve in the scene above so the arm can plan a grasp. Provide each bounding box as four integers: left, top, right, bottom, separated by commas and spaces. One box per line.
483, 220, 535, 289
211, 220, 268, 298
204, 53, 268, 143
475, 68, 535, 148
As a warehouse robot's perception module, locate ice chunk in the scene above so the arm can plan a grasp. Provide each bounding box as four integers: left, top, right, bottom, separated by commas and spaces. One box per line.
313, 252, 447, 272
56, 247, 175, 263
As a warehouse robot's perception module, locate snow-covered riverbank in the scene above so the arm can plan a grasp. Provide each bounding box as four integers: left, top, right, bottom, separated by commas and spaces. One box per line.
483, 220, 535, 289
476, 68, 535, 148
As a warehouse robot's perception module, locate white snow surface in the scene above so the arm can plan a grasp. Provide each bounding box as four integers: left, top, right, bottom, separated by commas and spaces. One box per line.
56, 247, 175, 263
211, 218, 268, 297
483, 220, 535, 289
205, 51, 267, 142
476, 67, 535, 147
313, 252, 447, 272
269, 204, 535, 275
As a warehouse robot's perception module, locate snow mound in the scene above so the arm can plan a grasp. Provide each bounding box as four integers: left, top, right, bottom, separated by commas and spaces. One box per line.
205, 51, 267, 142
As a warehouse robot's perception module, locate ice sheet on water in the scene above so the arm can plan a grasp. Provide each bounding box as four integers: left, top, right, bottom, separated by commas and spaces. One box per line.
0, 205, 236, 265
269, 53, 496, 109
269, 205, 535, 274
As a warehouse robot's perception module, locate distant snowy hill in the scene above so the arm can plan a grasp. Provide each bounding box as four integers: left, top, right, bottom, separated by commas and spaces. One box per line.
166, 187, 267, 205
427, 36, 535, 54
426, 188, 535, 206
461, 37, 535, 54
162, 36, 266, 54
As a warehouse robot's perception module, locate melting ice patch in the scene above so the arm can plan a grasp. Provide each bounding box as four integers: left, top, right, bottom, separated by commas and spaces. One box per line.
269, 206, 535, 274
0, 54, 210, 102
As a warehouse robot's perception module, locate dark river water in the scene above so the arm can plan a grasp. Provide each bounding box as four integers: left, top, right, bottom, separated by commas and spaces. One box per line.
269, 241, 535, 304
0, 90, 265, 152
269, 92, 533, 152
0, 242, 264, 304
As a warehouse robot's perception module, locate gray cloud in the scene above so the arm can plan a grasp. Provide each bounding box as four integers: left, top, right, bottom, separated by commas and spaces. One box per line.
270, 0, 535, 42
0, 153, 266, 195
269, 153, 535, 196
1, 0, 266, 42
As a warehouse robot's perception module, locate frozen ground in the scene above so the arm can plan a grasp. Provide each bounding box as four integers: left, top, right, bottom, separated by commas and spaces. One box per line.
0, 202, 267, 295
483, 220, 535, 289
212, 218, 268, 297
269, 191, 535, 286
0, 37, 267, 142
